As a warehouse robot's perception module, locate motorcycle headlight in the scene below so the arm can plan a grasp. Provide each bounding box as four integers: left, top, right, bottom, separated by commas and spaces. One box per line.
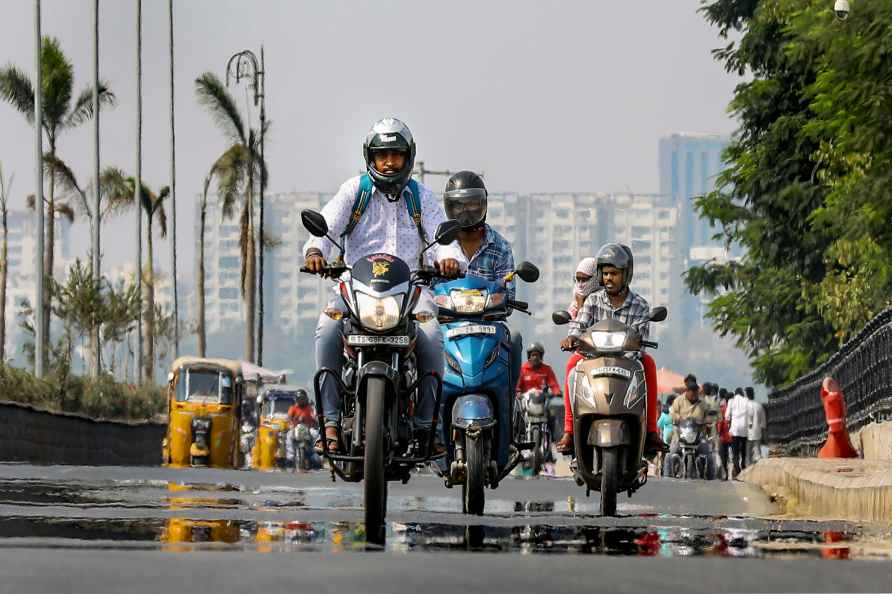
449, 289, 488, 314
355, 292, 402, 331
590, 330, 628, 352
680, 426, 696, 443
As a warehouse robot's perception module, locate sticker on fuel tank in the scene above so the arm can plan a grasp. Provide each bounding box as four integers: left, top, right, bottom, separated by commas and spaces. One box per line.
591, 366, 631, 379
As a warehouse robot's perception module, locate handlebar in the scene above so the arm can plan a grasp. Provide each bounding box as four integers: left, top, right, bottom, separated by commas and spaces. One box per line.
299, 265, 348, 279
508, 299, 531, 315
642, 340, 658, 350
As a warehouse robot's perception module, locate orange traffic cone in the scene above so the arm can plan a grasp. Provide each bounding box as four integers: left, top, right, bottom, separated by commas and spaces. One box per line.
817, 377, 858, 459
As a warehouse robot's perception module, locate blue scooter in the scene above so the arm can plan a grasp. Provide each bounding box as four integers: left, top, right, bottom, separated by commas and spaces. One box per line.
434, 261, 539, 514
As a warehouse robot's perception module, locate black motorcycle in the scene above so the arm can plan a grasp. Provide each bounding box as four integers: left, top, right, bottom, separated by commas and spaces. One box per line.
668, 419, 710, 479
299, 210, 459, 544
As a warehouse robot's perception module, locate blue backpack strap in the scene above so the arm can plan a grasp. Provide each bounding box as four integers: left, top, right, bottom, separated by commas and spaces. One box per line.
342, 174, 374, 239
404, 179, 429, 244
342, 175, 428, 243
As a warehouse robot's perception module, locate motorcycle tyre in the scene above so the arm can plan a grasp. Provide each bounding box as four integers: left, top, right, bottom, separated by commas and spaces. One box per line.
364, 378, 387, 545
600, 447, 619, 517
463, 435, 486, 516
531, 427, 543, 476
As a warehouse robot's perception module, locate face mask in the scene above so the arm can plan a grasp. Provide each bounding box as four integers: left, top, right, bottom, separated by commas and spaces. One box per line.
574, 278, 596, 297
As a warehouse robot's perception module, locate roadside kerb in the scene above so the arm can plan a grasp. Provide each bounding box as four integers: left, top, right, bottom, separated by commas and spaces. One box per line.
0, 400, 164, 466
741, 457, 892, 524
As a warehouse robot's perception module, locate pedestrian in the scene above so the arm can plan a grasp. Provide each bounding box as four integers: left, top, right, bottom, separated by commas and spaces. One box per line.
745, 386, 766, 465
717, 389, 733, 480
726, 387, 752, 478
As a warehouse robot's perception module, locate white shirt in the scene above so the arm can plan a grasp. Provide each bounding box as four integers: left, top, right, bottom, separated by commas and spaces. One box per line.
748, 399, 766, 441
303, 176, 449, 270
726, 394, 753, 438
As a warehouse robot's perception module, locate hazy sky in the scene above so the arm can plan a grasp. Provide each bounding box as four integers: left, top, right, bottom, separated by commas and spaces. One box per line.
0, 0, 739, 278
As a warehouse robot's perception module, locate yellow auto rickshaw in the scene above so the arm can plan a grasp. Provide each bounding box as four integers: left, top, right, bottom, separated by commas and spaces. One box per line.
162, 357, 244, 468
251, 385, 302, 470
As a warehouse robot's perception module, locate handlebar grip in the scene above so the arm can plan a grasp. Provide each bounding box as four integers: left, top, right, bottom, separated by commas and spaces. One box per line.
642, 340, 658, 349
510, 300, 529, 310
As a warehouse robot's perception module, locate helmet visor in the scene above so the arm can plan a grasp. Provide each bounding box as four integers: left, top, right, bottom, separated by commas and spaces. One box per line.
444, 188, 487, 228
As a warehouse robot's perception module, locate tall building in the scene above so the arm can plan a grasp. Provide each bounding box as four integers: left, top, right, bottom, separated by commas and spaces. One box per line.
658, 132, 729, 330
3, 210, 72, 359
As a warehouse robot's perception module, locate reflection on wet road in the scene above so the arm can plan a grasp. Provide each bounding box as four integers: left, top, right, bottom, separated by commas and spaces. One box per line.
0, 464, 889, 562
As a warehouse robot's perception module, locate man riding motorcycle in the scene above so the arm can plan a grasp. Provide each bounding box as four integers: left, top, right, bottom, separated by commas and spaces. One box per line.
555, 243, 666, 457
303, 117, 460, 454
663, 375, 715, 478
436, 170, 523, 390
287, 388, 319, 469
516, 342, 561, 397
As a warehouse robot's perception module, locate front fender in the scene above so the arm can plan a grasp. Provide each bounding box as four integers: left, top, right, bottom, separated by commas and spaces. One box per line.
452, 395, 496, 430
587, 419, 631, 447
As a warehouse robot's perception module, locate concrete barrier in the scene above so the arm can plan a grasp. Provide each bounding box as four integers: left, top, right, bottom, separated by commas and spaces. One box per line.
857, 422, 892, 461
0, 400, 164, 466
741, 457, 892, 523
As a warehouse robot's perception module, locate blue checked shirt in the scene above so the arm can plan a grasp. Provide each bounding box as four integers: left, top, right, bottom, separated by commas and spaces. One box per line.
569, 288, 651, 339
437, 224, 516, 300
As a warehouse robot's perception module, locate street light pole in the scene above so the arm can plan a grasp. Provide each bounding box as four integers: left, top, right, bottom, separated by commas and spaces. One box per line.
225, 49, 265, 365
413, 160, 454, 187
91, 0, 101, 377
135, 0, 143, 383
33, 0, 45, 379
168, 0, 179, 359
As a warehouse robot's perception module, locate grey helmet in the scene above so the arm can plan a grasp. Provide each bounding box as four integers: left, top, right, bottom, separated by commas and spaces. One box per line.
595, 243, 634, 290
526, 341, 545, 357
363, 117, 416, 197
444, 171, 488, 230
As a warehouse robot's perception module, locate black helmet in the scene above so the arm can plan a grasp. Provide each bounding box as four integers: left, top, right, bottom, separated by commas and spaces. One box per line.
295, 388, 309, 408
363, 117, 416, 196
444, 171, 488, 230
526, 341, 545, 357
595, 243, 634, 290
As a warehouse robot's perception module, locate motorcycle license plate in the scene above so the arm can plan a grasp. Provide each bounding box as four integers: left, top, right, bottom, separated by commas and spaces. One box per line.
447, 325, 496, 339
346, 335, 410, 347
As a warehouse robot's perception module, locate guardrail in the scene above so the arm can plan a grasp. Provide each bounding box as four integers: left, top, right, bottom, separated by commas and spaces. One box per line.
766, 307, 892, 456
0, 400, 164, 466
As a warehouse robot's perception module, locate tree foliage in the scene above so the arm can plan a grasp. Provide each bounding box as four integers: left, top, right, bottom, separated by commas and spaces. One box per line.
692, 0, 892, 387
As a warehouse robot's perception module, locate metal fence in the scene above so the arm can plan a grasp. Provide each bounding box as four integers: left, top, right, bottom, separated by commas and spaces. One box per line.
766, 307, 892, 455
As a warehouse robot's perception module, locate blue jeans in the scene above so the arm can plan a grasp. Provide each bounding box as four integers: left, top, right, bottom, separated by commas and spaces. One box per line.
315, 298, 444, 430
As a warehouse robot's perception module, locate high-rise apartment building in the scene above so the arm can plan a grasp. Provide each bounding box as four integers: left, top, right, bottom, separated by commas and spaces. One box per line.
658, 132, 729, 331
2, 211, 72, 358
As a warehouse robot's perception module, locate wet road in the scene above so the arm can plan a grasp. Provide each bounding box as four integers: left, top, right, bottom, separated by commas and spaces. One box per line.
1, 463, 890, 593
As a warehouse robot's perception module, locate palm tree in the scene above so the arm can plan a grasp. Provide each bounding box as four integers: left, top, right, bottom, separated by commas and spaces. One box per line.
0, 36, 115, 371
0, 164, 11, 362
196, 170, 212, 357
102, 167, 168, 383
195, 72, 266, 362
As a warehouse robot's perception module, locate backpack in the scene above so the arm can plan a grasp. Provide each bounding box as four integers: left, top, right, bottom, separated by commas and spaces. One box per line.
341, 174, 428, 244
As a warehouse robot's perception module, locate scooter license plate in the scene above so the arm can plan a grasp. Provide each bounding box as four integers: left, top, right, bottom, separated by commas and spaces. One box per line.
447, 325, 496, 338
346, 335, 410, 346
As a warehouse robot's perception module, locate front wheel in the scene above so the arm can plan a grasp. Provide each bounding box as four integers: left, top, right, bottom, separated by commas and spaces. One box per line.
599, 447, 619, 516
463, 435, 486, 515
364, 378, 387, 544
295, 446, 305, 473
531, 427, 543, 476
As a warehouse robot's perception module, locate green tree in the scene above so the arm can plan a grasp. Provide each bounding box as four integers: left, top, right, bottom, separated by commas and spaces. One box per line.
0, 37, 115, 372
101, 168, 168, 383
0, 164, 11, 362
195, 72, 267, 363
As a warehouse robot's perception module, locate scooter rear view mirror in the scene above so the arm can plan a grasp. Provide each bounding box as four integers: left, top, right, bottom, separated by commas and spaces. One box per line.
515, 261, 540, 283
649, 306, 668, 323
552, 310, 572, 325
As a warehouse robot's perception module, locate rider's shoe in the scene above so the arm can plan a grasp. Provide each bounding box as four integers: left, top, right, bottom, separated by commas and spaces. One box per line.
416, 429, 446, 458
643, 431, 669, 460
556, 433, 574, 455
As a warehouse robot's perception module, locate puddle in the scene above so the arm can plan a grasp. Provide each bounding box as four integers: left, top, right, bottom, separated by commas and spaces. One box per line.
0, 515, 882, 559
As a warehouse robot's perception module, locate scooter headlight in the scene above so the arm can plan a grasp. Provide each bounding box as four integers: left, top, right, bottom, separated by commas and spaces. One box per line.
590, 330, 627, 352
355, 292, 402, 331
449, 289, 488, 314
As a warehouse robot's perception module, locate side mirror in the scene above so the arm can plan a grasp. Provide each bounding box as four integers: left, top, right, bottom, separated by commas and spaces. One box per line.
649, 306, 668, 323
434, 220, 461, 246
301, 209, 329, 238
552, 310, 572, 326
515, 261, 540, 283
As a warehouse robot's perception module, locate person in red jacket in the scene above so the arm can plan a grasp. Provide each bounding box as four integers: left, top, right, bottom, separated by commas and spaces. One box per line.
716, 388, 733, 480
287, 389, 317, 429
516, 342, 561, 396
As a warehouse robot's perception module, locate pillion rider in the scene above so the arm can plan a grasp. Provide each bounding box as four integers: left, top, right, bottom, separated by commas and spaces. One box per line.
303, 117, 460, 454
